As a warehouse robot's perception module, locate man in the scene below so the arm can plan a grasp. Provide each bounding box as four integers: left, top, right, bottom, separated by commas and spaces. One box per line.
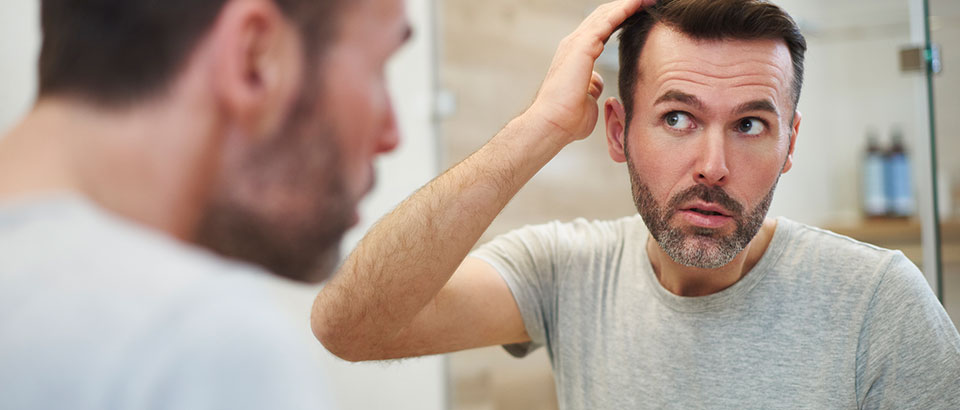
0, 0, 407, 408
312, 0, 960, 408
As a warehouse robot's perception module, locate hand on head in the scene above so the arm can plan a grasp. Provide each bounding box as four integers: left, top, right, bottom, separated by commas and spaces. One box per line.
525, 0, 656, 146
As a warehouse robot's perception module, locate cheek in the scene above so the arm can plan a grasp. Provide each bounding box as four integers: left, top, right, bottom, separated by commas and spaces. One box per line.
726, 142, 787, 205
627, 132, 688, 199
323, 78, 394, 196
339, 88, 388, 169
731, 134, 789, 172
324, 76, 378, 149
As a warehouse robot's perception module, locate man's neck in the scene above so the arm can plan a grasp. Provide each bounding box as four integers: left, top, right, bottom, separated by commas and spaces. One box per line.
0, 97, 220, 241
646, 218, 778, 297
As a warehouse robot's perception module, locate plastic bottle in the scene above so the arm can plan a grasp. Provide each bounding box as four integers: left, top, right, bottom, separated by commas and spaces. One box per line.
862, 132, 887, 217
884, 129, 915, 217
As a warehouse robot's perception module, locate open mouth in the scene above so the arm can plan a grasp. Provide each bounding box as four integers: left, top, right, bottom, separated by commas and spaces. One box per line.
688, 208, 726, 217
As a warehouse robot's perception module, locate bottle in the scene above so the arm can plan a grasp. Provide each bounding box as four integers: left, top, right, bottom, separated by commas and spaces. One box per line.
862, 132, 887, 217
884, 128, 915, 217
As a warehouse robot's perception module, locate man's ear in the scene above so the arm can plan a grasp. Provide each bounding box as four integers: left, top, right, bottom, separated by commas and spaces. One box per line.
605, 97, 628, 163
782, 110, 801, 174
210, 0, 304, 139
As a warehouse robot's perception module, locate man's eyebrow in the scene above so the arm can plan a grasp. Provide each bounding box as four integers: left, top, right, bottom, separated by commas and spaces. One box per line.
654, 90, 704, 110
401, 24, 414, 44
733, 99, 779, 117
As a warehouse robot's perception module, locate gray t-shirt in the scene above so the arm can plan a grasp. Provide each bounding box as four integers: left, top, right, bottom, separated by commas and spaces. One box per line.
0, 196, 330, 410
472, 215, 960, 409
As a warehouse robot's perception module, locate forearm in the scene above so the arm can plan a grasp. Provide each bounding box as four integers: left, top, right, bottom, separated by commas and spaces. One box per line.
312, 113, 564, 360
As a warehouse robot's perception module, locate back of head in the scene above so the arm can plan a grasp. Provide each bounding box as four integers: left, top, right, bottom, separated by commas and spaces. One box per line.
617, 0, 807, 125
38, 0, 346, 107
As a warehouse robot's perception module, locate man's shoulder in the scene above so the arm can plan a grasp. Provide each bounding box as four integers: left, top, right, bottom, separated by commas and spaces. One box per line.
771, 217, 920, 290
0, 193, 299, 338
0, 195, 325, 408
477, 214, 648, 263
0, 194, 272, 285
777, 217, 906, 263
497, 214, 646, 243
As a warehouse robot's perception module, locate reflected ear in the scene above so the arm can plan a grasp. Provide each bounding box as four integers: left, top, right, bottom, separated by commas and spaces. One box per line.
605, 97, 628, 163
211, 0, 304, 139
782, 110, 801, 174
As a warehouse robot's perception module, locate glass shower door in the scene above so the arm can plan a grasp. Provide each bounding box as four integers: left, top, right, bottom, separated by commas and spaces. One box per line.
926, 0, 959, 329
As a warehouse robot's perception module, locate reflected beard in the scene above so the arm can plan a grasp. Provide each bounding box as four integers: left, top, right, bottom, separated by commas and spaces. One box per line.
195, 186, 351, 283
627, 159, 777, 269
194, 83, 354, 283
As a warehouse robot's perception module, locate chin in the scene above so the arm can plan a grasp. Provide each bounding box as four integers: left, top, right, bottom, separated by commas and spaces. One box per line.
195, 196, 354, 284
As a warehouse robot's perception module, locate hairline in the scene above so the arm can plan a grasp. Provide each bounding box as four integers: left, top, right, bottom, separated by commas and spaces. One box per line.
631, 22, 800, 113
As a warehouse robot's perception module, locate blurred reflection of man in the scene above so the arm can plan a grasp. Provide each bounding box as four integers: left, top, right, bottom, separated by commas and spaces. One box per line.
312, 0, 960, 408
0, 0, 407, 408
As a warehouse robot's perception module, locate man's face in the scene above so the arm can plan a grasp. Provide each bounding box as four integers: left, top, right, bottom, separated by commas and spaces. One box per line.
196, 0, 409, 282
618, 24, 799, 269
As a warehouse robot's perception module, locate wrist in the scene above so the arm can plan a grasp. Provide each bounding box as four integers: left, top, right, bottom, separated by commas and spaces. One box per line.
514, 105, 576, 151
501, 114, 566, 159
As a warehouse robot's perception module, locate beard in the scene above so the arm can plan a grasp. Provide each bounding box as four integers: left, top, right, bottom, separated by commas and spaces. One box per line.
626, 156, 778, 269
194, 75, 356, 283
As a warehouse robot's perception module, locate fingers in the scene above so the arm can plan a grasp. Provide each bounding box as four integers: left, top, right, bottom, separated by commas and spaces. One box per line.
523, 0, 651, 143
575, 0, 651, 48
588, 71, 605, 100
553, 0, 652, 67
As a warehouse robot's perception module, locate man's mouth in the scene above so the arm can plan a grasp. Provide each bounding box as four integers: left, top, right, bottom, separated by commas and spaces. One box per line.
688, 208, 726, 217
680, 202, 732, 217
675, 202, 735, 229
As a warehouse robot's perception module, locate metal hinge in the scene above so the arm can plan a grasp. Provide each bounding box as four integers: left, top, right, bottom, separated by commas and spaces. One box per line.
900, 44, 942, 74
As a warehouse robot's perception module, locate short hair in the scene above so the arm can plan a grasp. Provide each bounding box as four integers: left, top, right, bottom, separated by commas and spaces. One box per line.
617, 0, 807, 126
38, 0, 348, 106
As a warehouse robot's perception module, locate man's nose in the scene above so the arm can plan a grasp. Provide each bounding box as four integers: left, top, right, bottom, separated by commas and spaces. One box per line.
694, 128, 729, 186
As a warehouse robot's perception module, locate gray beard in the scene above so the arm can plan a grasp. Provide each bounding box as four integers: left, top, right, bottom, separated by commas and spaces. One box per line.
627, 159, 778, 269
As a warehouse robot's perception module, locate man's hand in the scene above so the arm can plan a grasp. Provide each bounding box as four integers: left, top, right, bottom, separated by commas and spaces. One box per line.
526, 0, 654, 146
312, 0, 652, 362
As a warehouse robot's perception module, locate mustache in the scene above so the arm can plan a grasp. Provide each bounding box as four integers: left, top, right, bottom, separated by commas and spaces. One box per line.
666, 184, 744, 218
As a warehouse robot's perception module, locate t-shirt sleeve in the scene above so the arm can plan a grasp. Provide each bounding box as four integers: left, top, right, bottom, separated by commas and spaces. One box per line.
856, 252, 960, 409
470, 221, 569, 358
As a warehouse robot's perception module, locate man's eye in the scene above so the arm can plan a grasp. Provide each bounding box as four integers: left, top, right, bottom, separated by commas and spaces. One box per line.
736, 118, 766, 135
664, 112, 694, 130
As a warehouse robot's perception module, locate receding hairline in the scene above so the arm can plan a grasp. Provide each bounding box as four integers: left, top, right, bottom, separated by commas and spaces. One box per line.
631, 22, 799, 111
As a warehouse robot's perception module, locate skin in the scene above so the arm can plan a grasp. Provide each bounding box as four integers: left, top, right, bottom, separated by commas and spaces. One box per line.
604, 24, 801, 296
0, 0, 408, 282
